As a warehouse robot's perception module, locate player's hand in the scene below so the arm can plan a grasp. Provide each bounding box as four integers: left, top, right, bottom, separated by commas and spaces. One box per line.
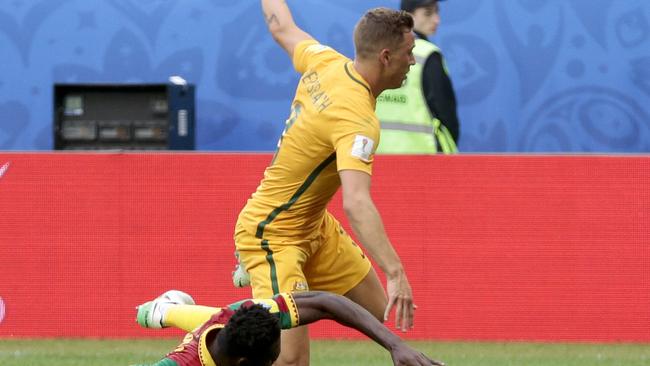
384, 270, 415, 331
390, 343, 445, 366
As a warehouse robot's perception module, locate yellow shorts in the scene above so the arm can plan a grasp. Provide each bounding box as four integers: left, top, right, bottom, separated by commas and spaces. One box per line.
234, 211, 371, 298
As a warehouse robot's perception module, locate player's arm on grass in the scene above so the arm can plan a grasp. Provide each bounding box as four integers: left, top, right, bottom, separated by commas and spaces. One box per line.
340, 169, 416, 331
294, 291, 444, 366
261, 0, 313, 58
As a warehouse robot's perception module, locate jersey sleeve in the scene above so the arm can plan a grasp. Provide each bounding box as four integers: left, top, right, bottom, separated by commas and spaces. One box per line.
226, 292, 299, 330
293, 40, 343, 74
331, 112, 380, 175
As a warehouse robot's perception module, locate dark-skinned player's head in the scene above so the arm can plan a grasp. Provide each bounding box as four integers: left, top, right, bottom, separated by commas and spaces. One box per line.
208, 304, 281, 366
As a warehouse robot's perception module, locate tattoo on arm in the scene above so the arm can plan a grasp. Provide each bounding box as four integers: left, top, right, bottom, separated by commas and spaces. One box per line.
265, 13, 279, 27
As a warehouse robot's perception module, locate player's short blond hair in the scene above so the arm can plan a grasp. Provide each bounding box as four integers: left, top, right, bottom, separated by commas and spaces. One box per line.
353, 7, 414, 60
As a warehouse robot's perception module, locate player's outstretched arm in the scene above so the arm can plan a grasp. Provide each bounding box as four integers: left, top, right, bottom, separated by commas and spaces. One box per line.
339, 169, 416, 332
293, 291, 444, 366
261, 0, 313, 58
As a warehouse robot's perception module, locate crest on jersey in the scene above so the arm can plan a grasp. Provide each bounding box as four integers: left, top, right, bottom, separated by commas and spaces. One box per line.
293, 281, 309, 292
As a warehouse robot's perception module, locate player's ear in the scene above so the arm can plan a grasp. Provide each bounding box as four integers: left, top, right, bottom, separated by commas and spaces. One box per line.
379, 48, 391, 67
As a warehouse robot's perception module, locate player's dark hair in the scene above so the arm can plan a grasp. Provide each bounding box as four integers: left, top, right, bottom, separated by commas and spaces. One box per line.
213, 304, 281, 364
354, 7, 414, 60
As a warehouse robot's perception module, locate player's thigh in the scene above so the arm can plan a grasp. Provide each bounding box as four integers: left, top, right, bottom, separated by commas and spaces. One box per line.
235, 226, 309, 298
303, 213, 372, 295
343, 266, 387, 322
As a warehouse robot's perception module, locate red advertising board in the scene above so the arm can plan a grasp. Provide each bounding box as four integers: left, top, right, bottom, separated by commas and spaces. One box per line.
0, 153, 649, 341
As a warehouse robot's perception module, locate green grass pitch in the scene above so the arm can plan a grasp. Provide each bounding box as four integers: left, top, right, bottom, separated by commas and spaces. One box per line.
0, 339, 649, 365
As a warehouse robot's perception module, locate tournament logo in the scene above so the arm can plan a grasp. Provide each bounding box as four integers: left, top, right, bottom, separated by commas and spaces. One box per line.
0, 162, 9, 180
351, 135, 374, 162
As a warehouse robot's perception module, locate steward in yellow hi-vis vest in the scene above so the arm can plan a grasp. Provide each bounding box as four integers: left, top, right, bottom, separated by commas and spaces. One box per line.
376, 34, 459, 154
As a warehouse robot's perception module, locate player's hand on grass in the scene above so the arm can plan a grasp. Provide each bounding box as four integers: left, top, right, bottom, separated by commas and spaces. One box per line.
384, 270, 416, 331
390, 343, 445, 366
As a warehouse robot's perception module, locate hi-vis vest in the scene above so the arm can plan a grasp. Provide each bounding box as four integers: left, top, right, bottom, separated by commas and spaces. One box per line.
375, 38, 457, 154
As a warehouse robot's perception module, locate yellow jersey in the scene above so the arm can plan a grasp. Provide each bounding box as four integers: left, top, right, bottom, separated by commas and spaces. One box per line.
237, 40, 380, 240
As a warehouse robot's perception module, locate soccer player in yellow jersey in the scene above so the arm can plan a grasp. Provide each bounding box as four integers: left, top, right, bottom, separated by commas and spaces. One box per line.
234, 2, 418, 365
